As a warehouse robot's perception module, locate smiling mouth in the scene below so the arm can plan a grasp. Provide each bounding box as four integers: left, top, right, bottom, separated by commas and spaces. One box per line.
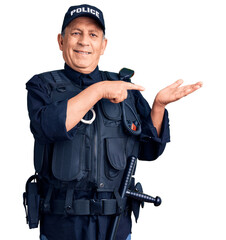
74, 50, 91, 55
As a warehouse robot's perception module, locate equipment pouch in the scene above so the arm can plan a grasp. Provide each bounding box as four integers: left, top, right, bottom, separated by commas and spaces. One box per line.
100, 99, 122, 127
52, 133, 89, 181
23, 175, 40, 229
105, 137, 127, 179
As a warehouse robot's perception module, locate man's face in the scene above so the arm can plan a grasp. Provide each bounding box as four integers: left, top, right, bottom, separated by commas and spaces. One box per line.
58, 17, 107, 74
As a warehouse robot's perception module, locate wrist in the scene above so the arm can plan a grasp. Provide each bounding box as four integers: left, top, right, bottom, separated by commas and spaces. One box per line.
152, 98, 166, 112
91, 81, 105, 100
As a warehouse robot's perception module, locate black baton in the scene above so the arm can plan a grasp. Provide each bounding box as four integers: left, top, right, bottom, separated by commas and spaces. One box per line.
126, 189, 161, 206
108, 155, 137, 240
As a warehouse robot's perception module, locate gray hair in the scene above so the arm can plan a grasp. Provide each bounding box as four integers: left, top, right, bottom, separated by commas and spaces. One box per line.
61, 29, 66, 37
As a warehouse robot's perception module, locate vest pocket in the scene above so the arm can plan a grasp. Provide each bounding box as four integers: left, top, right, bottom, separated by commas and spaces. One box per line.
52, 134, 87, 181
105, 137, 127, 179
100, 99, 122, 127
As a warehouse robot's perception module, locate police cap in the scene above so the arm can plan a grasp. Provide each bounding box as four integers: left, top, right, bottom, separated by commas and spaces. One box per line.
61, 4, 105, 34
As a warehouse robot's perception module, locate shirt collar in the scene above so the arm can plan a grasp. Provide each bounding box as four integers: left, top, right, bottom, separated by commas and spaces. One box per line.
64, 63, 101, 86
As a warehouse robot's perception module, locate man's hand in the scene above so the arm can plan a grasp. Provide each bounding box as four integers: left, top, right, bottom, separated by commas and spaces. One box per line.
154, 79, 203, 108
151, 80, 203, 136
99, 81, 145, 103
66, 80, 144, 131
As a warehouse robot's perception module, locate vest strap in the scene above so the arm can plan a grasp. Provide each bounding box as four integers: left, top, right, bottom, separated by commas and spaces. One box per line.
48, 199, 118, 216
43, 185, 54, 213
64, 183, 75, 215
50, 71, 64, 84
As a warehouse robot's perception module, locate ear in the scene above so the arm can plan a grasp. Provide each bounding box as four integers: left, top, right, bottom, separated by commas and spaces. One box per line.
100, 38, 108, 55
57, 33, 64, 51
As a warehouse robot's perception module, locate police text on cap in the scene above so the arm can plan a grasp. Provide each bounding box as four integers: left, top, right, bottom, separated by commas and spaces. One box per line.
71, 7, 100, 19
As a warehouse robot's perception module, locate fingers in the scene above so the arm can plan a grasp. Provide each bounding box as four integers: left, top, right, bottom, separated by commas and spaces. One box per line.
194, 81, 203, 89
179, 81, 203, 98
110, 90, 128, 103
126, 82, 145, 91
185, 81, 203, 94
168, 79, 184, 89
106, 82, 144, 103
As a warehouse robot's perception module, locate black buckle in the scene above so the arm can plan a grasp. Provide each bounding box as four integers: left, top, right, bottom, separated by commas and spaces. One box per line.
65, 205, 74, 215
90, 199, 103, 215
56, 85, 66, 93
43, 202, 51, 213
23, 192, 28, 223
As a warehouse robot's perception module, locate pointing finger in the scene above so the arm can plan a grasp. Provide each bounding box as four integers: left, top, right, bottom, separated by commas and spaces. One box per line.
126, 83, 145, 91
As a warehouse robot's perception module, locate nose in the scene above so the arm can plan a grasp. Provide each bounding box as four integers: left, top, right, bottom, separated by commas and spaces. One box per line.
78, 33, 89, 46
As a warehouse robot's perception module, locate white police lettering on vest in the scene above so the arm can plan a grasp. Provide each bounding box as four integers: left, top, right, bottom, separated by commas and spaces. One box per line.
71, 7, 100, 19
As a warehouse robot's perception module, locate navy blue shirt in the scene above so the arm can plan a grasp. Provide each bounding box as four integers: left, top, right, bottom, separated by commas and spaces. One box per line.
26, 64, 170, 240
26, 64, 170, 161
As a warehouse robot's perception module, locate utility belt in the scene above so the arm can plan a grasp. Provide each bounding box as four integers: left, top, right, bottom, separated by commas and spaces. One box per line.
23, 175, 120, 229
23, 174, 147, 229
44, 198, 120, 216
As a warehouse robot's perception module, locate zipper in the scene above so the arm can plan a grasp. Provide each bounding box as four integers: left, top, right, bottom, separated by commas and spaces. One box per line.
96, 103, 101, 188
92, 103, 100, 187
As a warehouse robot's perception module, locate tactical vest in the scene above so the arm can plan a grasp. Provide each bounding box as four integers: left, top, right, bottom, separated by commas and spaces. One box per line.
23, 69, 163, 230
34, 69, 141, 193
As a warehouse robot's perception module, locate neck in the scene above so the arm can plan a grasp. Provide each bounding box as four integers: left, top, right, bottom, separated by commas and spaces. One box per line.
66, 63, 97, 75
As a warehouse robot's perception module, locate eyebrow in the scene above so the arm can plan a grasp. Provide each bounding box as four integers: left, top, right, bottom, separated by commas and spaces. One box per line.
70, 28, 82, 32
70, 27, 99, 33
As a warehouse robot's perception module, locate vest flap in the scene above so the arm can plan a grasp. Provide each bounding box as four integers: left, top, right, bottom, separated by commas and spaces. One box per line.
106, 138, 127, 170
100, 99, 122, 121
34, 140, 45, 173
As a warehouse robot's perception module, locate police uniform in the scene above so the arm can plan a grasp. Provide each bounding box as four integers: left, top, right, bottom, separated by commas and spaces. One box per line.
24, 5, 170, 240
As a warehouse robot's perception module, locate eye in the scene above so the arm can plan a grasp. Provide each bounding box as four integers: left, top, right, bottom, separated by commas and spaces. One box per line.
90, 33, 98, 38
72, 32, 80, 36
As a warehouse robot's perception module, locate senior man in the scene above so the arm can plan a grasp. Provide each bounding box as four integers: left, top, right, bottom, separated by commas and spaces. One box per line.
24, 4, 202, 240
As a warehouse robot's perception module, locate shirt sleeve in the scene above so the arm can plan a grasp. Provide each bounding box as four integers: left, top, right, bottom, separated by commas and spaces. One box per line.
132, 90, 170, 161
26, 74, 76, 143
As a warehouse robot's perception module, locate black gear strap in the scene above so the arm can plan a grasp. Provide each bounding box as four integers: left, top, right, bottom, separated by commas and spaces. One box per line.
48, 198, 117, 216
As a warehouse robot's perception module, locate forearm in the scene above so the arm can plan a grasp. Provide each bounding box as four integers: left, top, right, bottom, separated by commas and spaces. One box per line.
66, 80, 145, 131
151, 100, 165, 137
66, 82, 103, 131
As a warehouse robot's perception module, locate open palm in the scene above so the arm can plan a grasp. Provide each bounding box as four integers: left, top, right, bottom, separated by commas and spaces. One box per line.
155, 79, 203, 107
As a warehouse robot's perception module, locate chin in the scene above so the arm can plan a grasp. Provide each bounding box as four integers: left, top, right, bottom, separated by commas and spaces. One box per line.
70, 63, 92, 73
73, 60, 91, 68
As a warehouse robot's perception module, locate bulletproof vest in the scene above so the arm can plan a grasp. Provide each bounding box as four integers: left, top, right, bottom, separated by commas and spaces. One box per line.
34, 69, 141, 193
